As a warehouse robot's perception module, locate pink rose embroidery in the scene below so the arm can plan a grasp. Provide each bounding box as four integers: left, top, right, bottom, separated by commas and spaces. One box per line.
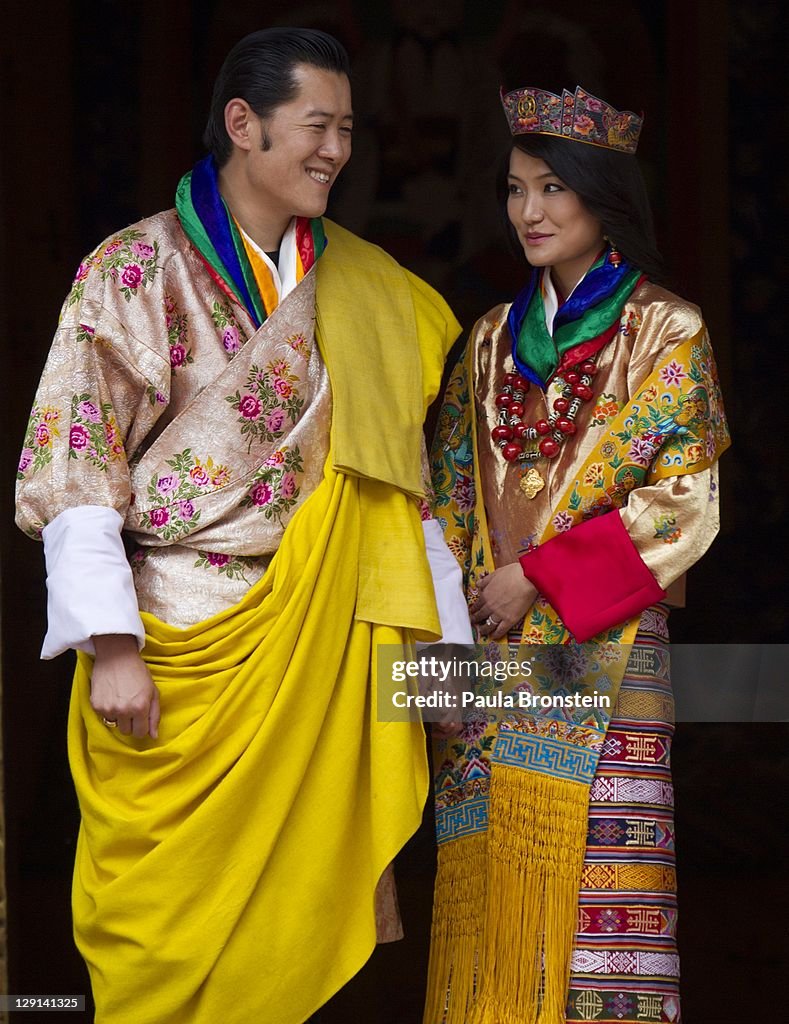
69, 425, 90, 451
35, 423, 51, 447
222, 326, 240, 353
18, 448, 33, 473
627, 436, 659, 467
121, 263, 143, 289
74, 262, 90, 282
189, 466, 211, 487
131, 241, 154, 260
265, 408, 286, 433
459, 715, 489, 743
288, 334, 308, 357
273, 378, 292, 398
281, 473, 297, 498
574, 114, 596, 136
206, 552, 231, 567
177, 499, 195, 521
264, 451, 285, 467
104, 241, 122, 255
77, 400, 101, 422
451, 476, 475, 513
170, 344, 187, 368
149, 507, 169, 527
250, 481, 273, 506
156, 473, 180, 495
238, 394, 262, 420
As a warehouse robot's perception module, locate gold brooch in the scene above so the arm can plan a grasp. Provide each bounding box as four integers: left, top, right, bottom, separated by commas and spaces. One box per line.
519, 467, 545, 499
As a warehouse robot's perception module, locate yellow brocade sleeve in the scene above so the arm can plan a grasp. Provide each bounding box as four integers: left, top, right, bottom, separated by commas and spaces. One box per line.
619, 465, 721, 591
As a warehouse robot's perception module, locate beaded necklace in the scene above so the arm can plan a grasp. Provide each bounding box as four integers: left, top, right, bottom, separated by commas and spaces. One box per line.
492, 357, 598, 461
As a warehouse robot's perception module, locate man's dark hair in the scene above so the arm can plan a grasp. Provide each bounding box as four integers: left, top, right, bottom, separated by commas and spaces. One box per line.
497, 134, 667, 285
204, 27, 351, 166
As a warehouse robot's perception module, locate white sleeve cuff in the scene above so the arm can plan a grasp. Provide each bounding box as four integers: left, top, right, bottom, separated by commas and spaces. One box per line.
40, 505, 145, 660
422, 519, 473, 644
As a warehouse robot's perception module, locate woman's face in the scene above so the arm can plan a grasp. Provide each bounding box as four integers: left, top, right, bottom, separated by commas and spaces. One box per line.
506, 147, 605, 294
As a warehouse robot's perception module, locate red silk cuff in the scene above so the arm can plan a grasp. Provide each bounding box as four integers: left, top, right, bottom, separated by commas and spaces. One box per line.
519, 512, 666, 643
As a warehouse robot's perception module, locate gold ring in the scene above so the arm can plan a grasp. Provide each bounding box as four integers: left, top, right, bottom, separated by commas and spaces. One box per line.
102, 717, 119, 728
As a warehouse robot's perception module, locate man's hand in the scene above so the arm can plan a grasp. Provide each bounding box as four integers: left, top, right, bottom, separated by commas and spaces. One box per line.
470, 564, 537, 641
418, 642, 469, 739
91, 634, 160, 739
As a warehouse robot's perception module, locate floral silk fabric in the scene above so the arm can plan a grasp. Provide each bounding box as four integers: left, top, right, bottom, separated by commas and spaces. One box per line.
16, 211, 332, 628
433, 282, 728, 603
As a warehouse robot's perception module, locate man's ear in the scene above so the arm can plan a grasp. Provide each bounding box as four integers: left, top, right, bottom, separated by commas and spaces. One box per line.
224, 98, 256, 153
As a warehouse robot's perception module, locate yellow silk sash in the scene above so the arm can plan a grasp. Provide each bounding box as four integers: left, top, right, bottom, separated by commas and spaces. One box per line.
318, 219, 460, 498
315, 219, 460, 636
70, 463, 429, 1024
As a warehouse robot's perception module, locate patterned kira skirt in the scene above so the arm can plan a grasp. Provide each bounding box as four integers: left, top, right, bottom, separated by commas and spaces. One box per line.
567, 604, 680, 1024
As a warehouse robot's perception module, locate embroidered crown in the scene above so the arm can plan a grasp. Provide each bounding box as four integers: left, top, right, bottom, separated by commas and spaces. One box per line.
500, 85, 643, 155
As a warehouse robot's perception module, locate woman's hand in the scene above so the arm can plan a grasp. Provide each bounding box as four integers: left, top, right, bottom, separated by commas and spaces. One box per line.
470, 564, 537, 641
90, 634, 160, 739
432, 717, 462, 738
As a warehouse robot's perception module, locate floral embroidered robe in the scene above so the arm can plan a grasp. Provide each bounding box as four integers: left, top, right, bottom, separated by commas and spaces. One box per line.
16, 212, 334, 628
429, 283, 729, 1023
434, 283, 725, 606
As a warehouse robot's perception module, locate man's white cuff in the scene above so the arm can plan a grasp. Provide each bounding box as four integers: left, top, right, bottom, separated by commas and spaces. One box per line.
41, 506, 145, 659
422, 519, 473, 645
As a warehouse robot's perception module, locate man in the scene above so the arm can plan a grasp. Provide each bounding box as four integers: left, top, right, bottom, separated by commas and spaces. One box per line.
16, 28, 469, 1024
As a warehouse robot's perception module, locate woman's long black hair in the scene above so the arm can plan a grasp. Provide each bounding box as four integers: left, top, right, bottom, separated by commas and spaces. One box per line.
497, 134, 668, 285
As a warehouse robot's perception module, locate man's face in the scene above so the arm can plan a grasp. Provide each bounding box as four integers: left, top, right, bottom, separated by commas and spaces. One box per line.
244, 64, 353, 224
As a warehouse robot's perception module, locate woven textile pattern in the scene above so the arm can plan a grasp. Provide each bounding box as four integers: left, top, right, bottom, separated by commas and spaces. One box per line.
567, 605, 680, 1023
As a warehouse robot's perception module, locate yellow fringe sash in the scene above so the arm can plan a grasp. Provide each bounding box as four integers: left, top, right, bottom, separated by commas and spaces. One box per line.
428, 770, 590, 1024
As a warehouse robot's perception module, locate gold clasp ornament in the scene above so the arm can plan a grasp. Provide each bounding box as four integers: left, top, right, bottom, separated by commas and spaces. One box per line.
519, 467, 545, 499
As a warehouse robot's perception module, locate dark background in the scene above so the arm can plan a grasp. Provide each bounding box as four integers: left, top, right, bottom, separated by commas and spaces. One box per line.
1, 1, 787, 1021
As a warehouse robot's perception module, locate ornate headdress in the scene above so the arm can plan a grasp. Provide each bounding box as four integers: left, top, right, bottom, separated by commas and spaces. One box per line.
500, 85, 643, 155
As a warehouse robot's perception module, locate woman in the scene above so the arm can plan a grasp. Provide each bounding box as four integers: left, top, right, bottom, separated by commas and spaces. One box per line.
424, 86, 730, 1024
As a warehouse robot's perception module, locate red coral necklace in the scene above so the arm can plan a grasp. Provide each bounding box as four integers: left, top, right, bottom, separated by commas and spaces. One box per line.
491, 359, 598, 495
